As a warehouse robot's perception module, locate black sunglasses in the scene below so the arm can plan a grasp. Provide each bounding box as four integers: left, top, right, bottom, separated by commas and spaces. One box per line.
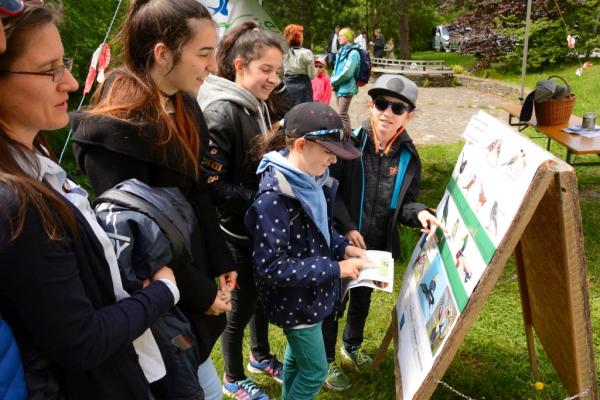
303, 129, 345, 142
373, 98, 411, 116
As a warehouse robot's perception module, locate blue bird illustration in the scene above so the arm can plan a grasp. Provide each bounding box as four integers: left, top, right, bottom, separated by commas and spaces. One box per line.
208, 0, 229, 16
420, 275, 438, 310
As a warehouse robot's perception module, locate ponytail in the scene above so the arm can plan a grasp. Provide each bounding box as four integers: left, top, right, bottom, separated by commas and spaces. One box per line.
249, 121, 293, 163
217, 21, 283, 81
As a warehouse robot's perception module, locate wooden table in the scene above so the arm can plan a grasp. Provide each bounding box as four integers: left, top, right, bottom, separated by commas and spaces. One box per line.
502, 102, 600, 165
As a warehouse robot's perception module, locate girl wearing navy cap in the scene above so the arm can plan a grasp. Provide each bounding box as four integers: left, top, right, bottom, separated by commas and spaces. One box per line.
245, 102, 370, 399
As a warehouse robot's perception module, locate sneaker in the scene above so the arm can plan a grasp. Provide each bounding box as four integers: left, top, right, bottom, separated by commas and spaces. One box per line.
222, 376, 269, 400
325, 361, 351, 391
247, 354, 283, 384
341, 346, 373, 370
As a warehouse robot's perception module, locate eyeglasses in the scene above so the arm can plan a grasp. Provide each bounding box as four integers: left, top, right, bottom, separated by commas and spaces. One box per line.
303, 129, 344, 142
373, 97, 411, 116
4, 58, 73, 82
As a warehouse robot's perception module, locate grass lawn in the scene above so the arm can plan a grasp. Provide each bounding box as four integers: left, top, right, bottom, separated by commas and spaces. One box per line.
209, 59, 600, 398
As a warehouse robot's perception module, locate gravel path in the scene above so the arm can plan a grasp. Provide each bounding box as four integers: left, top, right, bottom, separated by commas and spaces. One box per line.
339, 84, 511, 145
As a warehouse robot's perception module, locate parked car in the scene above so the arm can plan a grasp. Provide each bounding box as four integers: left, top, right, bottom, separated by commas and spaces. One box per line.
431, 25, 461, 52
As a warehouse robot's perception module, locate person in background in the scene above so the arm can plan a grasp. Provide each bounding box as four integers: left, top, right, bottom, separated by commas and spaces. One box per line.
330, 27, 360, 136
311, 56, 332, 105
0, 3, 178, 398
198, 21, 284, 400
354, 30, 367, 51
282, 23, 314, 106
0, 1, 26, 398
370, 28, 385, 58
325, 24, 340, 69
245, 102, 369, 400
322, 74, 444, 391
384, 37, 395, 59
70, 1, 236, 398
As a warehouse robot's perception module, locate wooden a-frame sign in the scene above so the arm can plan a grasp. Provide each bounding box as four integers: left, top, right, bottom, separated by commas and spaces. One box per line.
373, 155, 598, 399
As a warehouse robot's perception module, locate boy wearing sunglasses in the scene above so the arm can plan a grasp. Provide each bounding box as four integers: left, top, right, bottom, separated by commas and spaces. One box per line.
322, 74, 443, 391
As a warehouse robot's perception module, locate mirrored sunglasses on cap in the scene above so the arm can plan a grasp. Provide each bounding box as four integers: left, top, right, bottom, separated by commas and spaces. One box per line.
301, 129, 362, 160
0, 0, 24, 16
302, 128, 344, 142
373, 97, 411, 116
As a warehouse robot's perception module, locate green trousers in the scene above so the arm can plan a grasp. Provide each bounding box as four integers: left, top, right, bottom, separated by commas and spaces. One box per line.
282, 322, 328, 400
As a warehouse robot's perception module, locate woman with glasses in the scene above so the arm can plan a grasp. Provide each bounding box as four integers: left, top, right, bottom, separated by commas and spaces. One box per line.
245, 102, 370, 400
0, 3, 179, 399
321, 74, 444, 391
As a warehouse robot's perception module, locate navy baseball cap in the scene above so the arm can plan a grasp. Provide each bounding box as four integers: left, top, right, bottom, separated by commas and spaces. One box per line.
282, 102, 362, 160
0, 0, 24, 16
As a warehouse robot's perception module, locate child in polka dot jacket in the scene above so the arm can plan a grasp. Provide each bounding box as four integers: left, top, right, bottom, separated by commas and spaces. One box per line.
244, 103, 371, 399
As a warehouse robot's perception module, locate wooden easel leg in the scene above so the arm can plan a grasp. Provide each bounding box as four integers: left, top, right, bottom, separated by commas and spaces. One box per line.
372, 307, 398, 371
515, 241, 540, 381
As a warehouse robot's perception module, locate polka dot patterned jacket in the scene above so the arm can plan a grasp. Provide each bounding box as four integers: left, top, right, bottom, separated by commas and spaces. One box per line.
244, 166, 350, 328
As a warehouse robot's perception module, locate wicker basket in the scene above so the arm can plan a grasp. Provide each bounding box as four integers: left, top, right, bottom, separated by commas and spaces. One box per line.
534, 75, 576, 125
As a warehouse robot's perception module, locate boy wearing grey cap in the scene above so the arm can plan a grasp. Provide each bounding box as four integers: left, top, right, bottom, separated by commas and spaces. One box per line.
322, 74, 444, 391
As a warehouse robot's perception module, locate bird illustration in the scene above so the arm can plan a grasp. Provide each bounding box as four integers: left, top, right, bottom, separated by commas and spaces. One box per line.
462, 174, 476, 191
478, 183, 487, 209
455, 235, 469, 262
420, 275, 438, 310
208, 0, 229, 16
440, 195, 449, 225
459, 153, 468, 174
486, 139, 499, 153
451, 219, 459, 238
415, 253, 427, 278
488, 201, 498, 235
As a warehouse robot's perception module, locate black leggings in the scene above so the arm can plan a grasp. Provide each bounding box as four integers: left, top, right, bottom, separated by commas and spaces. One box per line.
221, 239, 271, 382
321, 286, 373, 363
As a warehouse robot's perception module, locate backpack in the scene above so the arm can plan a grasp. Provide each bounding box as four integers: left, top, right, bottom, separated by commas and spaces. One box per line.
351, 47, 372, 87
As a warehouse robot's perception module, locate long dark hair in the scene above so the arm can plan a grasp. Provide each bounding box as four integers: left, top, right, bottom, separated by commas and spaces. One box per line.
88, 0, 213, 174
216, 21, 283, 82
0, 3, 76, 242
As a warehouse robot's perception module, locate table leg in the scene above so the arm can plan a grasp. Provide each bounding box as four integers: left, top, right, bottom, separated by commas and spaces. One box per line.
566, 150, 572, 164
546, 138, 551, 151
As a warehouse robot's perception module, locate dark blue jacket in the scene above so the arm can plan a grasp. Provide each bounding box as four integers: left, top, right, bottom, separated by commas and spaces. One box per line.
0, 315, 26, 400
244, 166, 349, 328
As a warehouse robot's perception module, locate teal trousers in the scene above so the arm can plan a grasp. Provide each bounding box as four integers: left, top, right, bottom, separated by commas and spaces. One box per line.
282, 322, 328, 400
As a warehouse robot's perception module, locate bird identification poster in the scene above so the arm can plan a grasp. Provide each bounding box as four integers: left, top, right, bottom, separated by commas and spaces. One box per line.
396, 111, 551, 399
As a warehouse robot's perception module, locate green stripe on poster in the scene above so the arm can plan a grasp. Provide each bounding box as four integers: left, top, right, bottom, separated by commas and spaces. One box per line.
447, 178, 496, 263
436, 230, 468, 311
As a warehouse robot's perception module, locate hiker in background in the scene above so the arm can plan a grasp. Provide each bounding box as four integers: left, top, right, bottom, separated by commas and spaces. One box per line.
370, 28, 385, 58
331, 27, 360, 136
245, 102, 369, 400
0, 3, 178, 398
384, 38, 395, 58
70, 1, 236, 398
355, 30, 367, 51
198, 21, 284, 400
326, 24, 340, 69
283, 23, 314, 106
322, 74, 444, 391
311, 56, 332, 105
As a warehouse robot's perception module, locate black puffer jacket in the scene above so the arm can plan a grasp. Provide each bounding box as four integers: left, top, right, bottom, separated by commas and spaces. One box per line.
70, 90, 234, 363
197, 74, 273, 241
331, 121, 429, 258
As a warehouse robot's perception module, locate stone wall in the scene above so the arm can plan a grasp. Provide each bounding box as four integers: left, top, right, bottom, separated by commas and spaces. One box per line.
455, 75, 523, 99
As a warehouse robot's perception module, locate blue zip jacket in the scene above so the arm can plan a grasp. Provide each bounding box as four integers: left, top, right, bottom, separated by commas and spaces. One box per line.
244, 164, 349, 328
331, 44, 361, 97
0, 315, 26, 400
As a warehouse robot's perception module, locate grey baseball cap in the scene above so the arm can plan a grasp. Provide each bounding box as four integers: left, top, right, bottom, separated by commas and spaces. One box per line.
368, 74, 418, 109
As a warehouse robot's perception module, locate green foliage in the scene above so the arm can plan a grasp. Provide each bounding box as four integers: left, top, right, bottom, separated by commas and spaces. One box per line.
412, 50, 476, 71
421, 77, 431, 87
451, 64, 465, 74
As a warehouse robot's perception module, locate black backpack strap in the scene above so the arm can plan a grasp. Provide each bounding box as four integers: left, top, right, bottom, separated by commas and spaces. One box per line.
95, 189, 192, 267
